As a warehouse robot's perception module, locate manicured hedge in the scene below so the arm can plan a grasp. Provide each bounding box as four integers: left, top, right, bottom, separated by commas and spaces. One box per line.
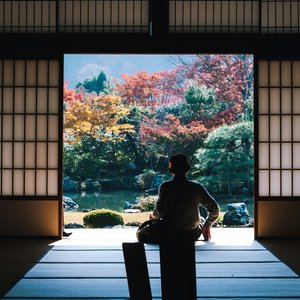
83, 209, 124, 228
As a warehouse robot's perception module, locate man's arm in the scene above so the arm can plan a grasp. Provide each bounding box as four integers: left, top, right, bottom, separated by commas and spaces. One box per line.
199, 184, 220, 240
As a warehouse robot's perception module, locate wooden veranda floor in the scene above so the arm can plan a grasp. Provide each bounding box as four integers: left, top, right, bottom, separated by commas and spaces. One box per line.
1, 228, 300, 299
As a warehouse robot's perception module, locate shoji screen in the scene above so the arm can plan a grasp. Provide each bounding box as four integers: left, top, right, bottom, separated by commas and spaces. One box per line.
0, 0, 149, 33
257, 60, 300, 237
169, 0, 260, 33
0, 1, 57, 33
58, 0, 149, 33
0, 60, 61, 237
169, 0, 300, 34
261, 0, 300, 33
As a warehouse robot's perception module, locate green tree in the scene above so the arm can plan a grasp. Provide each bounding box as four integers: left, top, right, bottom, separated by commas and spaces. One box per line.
194, 122, 254, 195
185, 81, 216, 117
76, 71, 107, 95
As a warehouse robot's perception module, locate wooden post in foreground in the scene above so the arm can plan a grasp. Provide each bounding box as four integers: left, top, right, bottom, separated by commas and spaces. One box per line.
122, 242, 152, 300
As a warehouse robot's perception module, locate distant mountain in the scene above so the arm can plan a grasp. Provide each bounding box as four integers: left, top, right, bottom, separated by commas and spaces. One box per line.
64, 54, 197, 88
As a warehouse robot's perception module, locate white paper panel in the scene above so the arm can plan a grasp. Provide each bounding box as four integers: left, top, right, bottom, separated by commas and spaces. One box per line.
293, 143, 300, 168
15, 61, 25, 86
3, 88, 13, 113
37, 88, 48, 114
48, 170, 58, 196
270, 116, 280, 141
281, 116, 292, 141
37, 116, 47, 141
282, 170, 292, 196
15, 88, 25, 113
25, 116, 36, 141
266, 2, 275, 27
259, 88, 268, 113
14, 115, 24, 140
270, 88, 280, 114
283, 2, 291, 28
141, 1, 149, 26
293, 116, 300, 141
259, 143, 269, 169
259, 170, 269, 196
270, 61, 280, 86
293, 61, 300, 85
26, 61, 37, 86
259, 61, 268, 87
281, 61, 291, 87
261, 4, 268, 29
25, 170, 35, 195
13, 170, 24, 195
48, 116, 58, 141
270, 143, 280, 169
37, 143, 47, 168
111, 1, 119, 27
281, 88, 291, 114
49, 61, 59, 86
294, 88, 300, 114
26, 88, 36, 114
48, 142, 58, 168
270, 170, 281, 196
2, 115, 13, 140
282, 143, 292, 169
293, 171, 300, 196
38, 61, 48, 86
2, 170, 12, 195
276, 2, 283, 29
27, 2, 35, 27
14, 142, 24, 168
259, 116, 269, 141
3, 61, 14, 86
49, 88, 59, 114
2, 142, 12, 168
36, 170, 46, 195
25, 142, 35, 168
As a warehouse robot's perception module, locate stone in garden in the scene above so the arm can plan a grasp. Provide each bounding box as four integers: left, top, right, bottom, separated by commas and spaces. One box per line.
223, 202, 252, 226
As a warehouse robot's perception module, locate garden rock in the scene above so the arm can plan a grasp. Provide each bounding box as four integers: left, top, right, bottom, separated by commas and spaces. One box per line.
223, 202, 252, 226
63, 196, 79, 211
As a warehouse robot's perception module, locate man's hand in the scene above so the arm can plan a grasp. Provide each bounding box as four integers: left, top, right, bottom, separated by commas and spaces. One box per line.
149, 213, 155, 220
202, 226, 211, 241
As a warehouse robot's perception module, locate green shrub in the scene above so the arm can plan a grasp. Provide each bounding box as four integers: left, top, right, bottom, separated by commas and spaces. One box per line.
137, 195, 158, 211
83, 209, 124, 228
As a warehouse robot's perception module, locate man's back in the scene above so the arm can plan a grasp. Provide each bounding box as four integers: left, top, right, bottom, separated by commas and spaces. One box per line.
154, 175, 219, 230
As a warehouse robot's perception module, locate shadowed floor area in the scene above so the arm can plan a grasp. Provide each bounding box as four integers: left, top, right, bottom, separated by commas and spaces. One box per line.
1, 228, 300, 299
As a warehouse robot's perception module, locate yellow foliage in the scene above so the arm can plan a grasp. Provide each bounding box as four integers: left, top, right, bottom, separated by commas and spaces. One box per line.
64, 93, 134, 143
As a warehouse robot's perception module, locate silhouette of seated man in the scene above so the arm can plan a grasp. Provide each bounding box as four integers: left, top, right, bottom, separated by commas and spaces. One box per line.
148, 153, 220, 242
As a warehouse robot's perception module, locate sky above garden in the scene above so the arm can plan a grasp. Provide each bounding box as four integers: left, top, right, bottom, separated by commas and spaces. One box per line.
64, 54, 198, 88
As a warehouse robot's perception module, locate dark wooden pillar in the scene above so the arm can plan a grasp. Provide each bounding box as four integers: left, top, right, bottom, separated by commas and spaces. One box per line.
150, 0, 169, 38
160, 234, 197, 300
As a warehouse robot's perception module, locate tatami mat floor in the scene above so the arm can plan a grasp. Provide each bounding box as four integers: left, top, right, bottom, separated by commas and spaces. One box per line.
1, 228, 300, 299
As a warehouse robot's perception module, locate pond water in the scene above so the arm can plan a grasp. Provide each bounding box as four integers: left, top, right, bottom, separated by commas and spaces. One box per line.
64, 190, 253, 216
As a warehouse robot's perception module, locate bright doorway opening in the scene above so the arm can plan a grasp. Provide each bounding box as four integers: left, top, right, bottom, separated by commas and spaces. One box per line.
63, 54, 254, 230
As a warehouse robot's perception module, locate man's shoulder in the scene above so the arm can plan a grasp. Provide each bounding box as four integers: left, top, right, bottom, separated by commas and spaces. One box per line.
187, 179, 205, 189
160, 179, 173, 187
